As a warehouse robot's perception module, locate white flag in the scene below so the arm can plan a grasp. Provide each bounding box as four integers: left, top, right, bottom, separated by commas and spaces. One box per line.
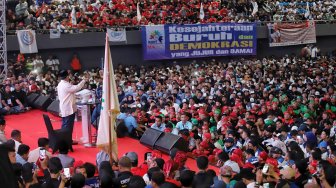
200, 3, 205, 20
50, 29, 61, 39
71, 6, 77, 26
17, 30, 38, 54
137, 3, 141, 22
305, 2, 310, 18
107, 28, 126, 42
96, 34, 120, 161
252, 1, 258, 16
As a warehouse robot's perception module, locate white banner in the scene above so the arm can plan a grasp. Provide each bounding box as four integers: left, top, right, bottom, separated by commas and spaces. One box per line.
107, 28, 127, 42
17, 30, 38, 54
50, 29, 61, 39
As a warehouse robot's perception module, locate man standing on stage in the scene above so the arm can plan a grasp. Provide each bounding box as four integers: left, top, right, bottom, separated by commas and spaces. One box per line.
57, 70, 87, 133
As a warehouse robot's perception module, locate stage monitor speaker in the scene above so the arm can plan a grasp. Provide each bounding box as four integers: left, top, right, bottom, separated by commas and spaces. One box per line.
154, 133, 188, 154
34, 96, 53, 111
140, 128, 164, 149
27, 93, 40, 107
47, 100, 60, 116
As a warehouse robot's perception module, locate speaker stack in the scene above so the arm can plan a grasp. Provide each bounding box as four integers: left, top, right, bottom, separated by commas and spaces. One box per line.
140, 128, 188, 154
46, 100, 60, 116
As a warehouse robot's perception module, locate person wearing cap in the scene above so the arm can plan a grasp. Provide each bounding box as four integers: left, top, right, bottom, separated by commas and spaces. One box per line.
0, 119, 7, 144
57, 70, 87, 132
213, 165, 234, 188
113, 156, 133, 187
270, 146, 284, 166
125, 151, 148, 177
223, 137, 237, 154
151, 116, 166, 132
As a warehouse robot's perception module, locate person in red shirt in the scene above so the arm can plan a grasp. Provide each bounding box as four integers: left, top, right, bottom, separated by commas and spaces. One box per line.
125, 152, 148, 177
70, 53, 81, 73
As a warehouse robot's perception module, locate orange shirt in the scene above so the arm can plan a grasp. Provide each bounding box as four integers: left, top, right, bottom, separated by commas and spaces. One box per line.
71, 57, 81, 71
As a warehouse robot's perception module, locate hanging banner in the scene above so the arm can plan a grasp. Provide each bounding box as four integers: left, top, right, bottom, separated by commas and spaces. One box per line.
107, 28, 127, 42
50, 29, 61, 39
17, 30, 38, 54
142, 23, 257, 60
268, 21, 316, 47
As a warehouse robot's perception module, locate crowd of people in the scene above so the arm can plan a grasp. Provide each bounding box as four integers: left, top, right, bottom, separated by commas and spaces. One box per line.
6, 0, 336, 32
0, 48, 336, 187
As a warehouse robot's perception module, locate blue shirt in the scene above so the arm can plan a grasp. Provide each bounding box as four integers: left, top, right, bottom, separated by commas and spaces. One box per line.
176, 121, 193, 130
151, 123, 166, 132
117, 113, 127, 120
16, 154, 27, 165
124, 115, 138, 133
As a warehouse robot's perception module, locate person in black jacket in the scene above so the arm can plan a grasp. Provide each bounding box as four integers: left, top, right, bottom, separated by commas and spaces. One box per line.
113, 156, 133, 188
0, 144, 18, 188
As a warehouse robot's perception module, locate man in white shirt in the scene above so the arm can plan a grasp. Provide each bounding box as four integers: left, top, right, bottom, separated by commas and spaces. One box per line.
28, 137, 51, 163
0, 119, 7, 144
11, 129, 22, 152
57, 70, 87, 134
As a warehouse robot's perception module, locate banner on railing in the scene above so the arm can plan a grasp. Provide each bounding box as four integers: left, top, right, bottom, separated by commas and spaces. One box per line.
142, 23, 257, 60
50, 29, 61, 39
107, 28, 127, 42
17, 30, 38, 54
268, 21, 316, 47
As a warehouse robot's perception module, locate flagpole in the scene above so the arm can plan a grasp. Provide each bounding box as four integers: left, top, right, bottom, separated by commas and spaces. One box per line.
106, 36, 114, 163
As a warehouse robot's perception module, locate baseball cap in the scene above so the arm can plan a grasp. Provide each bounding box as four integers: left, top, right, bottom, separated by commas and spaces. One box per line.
224, 137, 234, 143
318, 141, 328, 149
220, 165, 233, 177
125, 152, 138, 162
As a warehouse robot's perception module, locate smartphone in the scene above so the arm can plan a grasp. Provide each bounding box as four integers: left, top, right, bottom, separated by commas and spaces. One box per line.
263, 183, 270, 188
64, 168, 71, 178
39, 149, 46, 160
145, 152, 152, 162
262, 164, 269, 174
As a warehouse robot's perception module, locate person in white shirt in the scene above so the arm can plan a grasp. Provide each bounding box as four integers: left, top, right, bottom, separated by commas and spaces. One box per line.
57, 70, 87, 134
0, 119, 7, 144
32, 55, 44, 73
28, 137, 52, 163
10, 129, 22, 152
45, 55, 54, 71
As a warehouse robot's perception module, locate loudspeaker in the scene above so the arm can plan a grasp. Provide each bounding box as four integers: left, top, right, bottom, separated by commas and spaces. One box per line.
140, 128, 164, 149
154, 133, 188, 154
33, 95, 53, 111
27, 93, 40, 107
47, 100, 60, 116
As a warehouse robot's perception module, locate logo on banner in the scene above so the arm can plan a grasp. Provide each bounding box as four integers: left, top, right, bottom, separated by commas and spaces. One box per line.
20, 30, 35, 45
110, 31, 123, 40
148, 30, 163, 44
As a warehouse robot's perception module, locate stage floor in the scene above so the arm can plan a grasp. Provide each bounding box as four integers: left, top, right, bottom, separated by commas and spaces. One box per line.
5, 110, 217, 172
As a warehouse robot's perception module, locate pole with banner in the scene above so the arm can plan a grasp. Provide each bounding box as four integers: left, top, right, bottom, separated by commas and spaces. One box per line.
96, 35, 120, 162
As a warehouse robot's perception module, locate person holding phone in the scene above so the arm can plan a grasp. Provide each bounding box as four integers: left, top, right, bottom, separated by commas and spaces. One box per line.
28, 137, 51, 163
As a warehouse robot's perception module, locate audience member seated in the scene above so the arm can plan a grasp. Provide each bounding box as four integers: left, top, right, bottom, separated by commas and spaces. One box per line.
57, 140, 75, 168
16, 144, 30, 165
28, 137, 52, 163
10, 129, 22, 152
0, 119, 7, 144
